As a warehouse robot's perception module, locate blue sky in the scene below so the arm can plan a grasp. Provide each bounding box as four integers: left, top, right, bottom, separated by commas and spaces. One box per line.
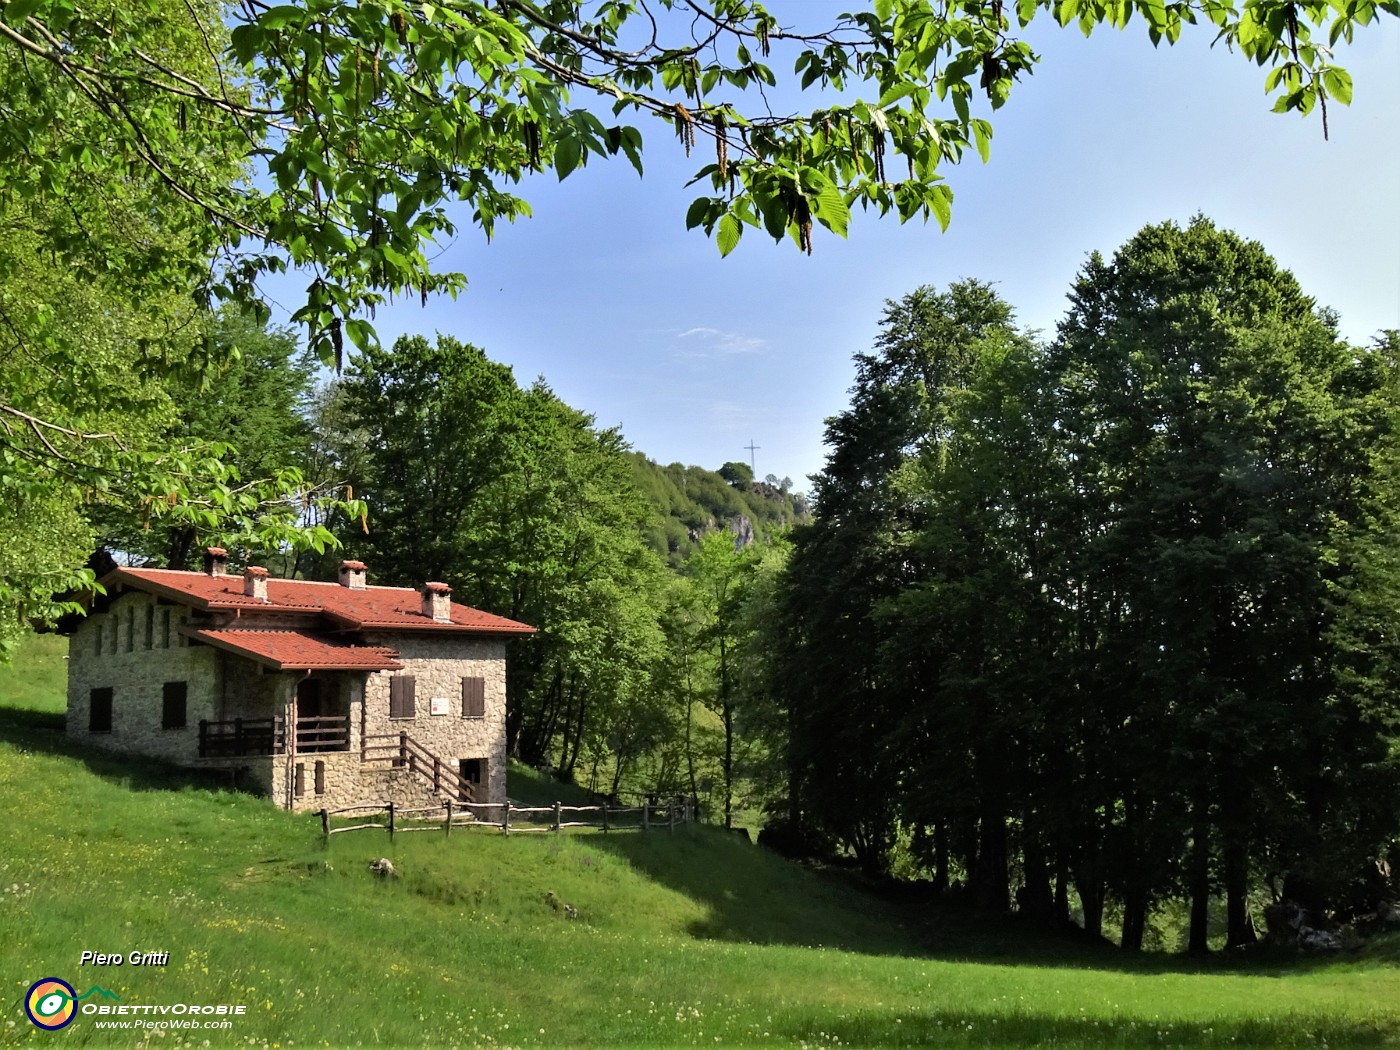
269, 9, 1400, 491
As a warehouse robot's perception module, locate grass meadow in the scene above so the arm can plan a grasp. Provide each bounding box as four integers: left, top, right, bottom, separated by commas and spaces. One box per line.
2, 632, 1399, 1048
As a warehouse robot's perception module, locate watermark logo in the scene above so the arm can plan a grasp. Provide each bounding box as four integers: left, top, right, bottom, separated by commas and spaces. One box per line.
24, 978, 120, 1031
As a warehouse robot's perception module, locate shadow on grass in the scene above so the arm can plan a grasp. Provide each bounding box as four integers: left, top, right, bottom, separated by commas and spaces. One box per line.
587, 823, 1390, 980
588, 822, 938, 957
0, 703, 250, 796
770, 1008, 1394, 1048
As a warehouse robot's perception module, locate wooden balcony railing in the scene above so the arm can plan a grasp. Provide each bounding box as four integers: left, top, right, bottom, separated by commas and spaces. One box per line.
198, 715, 349, 758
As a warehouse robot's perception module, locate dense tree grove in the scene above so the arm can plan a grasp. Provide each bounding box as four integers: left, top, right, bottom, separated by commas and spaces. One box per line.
776, 218, 1400, 946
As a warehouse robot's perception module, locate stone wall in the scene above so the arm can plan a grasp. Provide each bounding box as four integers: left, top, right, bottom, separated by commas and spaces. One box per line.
361, 633, 509, 805
66, 591, 219, 765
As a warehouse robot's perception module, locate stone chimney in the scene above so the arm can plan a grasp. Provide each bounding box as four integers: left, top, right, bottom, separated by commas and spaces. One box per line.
242, 565, 269, 601
338, 560, 367, 590
203, 547, 227, 577
421, 581, 452, 623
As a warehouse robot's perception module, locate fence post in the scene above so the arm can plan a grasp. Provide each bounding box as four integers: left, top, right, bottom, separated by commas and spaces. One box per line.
433, 756, 441, 794
669, 797, 676, 834
602, 803, 610, 834
502, 801, 511, 836
445, 800, 453, 837
388, 800, 396, 841
553, 801, 563, 834
321, 808, 330, 838
642, 801, 650, 833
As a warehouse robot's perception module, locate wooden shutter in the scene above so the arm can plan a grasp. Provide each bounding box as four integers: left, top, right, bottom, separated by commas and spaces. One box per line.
390, 675, 416, 719
89, 687, 113, 733
461, 676, 485, 718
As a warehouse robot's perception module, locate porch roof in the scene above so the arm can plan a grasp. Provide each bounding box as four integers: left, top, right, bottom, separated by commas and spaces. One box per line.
181, 628, 405, 672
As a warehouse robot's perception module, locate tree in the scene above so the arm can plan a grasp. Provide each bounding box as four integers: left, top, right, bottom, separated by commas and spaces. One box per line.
778, 240, 1400, 945
719, 461, 755, 488
689, 529, 759, 828
1, 0, 1388, 363
335, 332, 673, 774
88, 308, 318, 570
1047, 217, 1400, 949
0, 0, 355, 638
778, 280, 1024, 874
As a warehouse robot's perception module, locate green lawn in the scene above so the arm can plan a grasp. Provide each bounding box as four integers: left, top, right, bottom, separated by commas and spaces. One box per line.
1, 631, 1398, 1048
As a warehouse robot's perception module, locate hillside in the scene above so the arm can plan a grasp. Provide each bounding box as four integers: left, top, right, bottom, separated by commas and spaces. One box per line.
630, 454, 809, 566
3, 635, 1400, 1048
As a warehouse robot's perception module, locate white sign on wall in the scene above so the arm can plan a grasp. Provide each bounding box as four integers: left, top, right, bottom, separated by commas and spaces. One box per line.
430, 697, 449, 716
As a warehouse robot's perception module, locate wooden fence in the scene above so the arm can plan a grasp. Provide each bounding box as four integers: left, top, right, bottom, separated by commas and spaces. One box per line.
320, 796, 694, 839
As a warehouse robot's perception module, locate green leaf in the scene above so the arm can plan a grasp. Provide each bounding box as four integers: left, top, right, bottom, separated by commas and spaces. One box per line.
972, 119, 993, 164
256, 5, 303, 28
1322, 66, 1354, 105
929, 184, 953, 230
2, 0, 46, 24
555, 137, 582, 180
716, 212, 742, 257
875, 0, 894, 20
685, 197, 712, 230
811, 180, 851, 238
343, 318, 378, 353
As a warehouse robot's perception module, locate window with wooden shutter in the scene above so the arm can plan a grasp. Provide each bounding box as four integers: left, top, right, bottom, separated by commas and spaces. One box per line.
461, 676, 485, 719
89, 687, 113, 733
389, 675, 416, 719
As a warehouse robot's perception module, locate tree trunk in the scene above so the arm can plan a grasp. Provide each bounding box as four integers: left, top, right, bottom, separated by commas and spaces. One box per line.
973, 808, 1010, 912
1020, 831, 1055, 925
933, 823, 950, 894
1224, 835, 1256, 949
1120, 887, 1148, 952
1077, 878, 1104, 940
1188, 801, 1212, 954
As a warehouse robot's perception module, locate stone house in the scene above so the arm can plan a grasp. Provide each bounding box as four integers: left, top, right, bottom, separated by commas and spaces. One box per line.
64, 549, 534, 812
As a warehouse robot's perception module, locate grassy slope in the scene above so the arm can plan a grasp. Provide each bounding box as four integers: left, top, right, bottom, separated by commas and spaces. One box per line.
1, 633, 1399, 1049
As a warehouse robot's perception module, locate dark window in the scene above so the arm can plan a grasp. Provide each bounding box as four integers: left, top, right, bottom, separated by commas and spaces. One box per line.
294, 763, 305, 798
461, 676, 485, 719
162, 608, 172, 649
162, 682, 187, 729
389, 675, 416, 719
145, 606, 155, 650
93, 625, 103, 657
125, 607, 134, 653
89, 688, 113, 733
314, 760, 326, 796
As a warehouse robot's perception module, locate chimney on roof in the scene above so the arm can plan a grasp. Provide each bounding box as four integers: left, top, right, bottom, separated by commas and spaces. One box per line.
203, 547, 228, 577
422, 581, 452, 623
338, 560, 367, 590
243, 565, 269, 602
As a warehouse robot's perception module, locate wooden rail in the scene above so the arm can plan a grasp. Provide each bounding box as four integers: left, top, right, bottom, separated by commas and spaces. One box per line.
362, 731, 476, 804
198, 715, 350, 757
320, 795, 694, 839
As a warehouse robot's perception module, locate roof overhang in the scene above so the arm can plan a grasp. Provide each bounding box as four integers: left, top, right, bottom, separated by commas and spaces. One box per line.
181, 628, 405, 672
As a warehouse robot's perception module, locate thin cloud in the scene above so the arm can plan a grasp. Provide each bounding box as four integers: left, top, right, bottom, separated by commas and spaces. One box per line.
674, 326, 767, 358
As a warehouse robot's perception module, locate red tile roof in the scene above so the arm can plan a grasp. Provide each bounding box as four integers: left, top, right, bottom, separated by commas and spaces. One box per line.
182, 628, 406, 671
102, 567, 536, 636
